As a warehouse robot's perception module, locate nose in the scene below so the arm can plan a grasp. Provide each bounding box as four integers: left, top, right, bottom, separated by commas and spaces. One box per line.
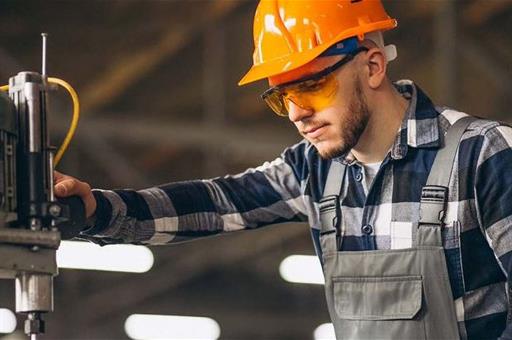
287, 100, 314, 123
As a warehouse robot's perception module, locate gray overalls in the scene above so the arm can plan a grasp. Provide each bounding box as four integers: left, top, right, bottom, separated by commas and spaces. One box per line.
319, 117, 475, 339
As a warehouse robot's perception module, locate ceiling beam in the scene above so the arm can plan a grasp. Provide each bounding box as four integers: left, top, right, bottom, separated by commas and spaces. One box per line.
463, 0, 512, 26
53, 115, 298, 162
79, 1, 243, 114
460, 34, 511, 93
75, 129, 151, 188
434, 0, 457, 106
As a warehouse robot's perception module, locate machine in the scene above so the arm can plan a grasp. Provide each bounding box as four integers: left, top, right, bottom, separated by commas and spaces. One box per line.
0, 34, 85, 339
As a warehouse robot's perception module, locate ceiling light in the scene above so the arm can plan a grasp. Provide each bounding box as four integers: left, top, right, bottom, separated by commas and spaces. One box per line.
124, 314, 221, 340
57, 241, 154, 273
0, 308, 16, 334
279, 255, 324, 285
314, 323, 335, 340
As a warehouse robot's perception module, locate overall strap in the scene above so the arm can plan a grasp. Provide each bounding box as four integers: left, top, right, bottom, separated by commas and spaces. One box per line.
319, 160, 347, 252
417, 116, 476, 246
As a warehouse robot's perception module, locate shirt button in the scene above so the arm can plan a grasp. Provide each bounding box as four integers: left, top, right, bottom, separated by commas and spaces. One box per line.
355, 172, 363, 182
362, 224, 373, 234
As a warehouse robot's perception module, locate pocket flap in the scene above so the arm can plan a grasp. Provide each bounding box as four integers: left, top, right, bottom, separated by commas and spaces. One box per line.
333, 275, 422, 320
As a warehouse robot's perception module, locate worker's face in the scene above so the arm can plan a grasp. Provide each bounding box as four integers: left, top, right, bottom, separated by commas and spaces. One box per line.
270, 55, 370, 159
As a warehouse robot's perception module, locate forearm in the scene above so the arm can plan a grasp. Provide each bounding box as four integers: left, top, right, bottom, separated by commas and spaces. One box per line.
80, 182, 226, 245
81, 168, 307, 245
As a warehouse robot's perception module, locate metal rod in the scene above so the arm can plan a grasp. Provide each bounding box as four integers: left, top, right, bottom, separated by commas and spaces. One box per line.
41, 33, 48, 76
0, 228, 61, 249
49, 151, 55, 200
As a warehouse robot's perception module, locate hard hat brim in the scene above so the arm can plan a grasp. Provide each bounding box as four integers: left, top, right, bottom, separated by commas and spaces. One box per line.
238, 45, 326, 86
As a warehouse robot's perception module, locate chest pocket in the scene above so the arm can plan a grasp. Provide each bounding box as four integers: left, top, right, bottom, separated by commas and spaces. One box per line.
333, 275, 423, 320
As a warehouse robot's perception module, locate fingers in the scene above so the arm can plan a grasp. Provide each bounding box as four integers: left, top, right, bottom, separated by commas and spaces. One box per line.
58, 179, 96, 219
54, 170, 75, 186
53, 171, 97, 218
53, 170, 65, 183
55, 178, 90, 198
54, 179, 71, 196
54, 170, 62, 179
53, 171, 88, 196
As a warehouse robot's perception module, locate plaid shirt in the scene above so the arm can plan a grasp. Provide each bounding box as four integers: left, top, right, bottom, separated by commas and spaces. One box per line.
84, 80, 512, 339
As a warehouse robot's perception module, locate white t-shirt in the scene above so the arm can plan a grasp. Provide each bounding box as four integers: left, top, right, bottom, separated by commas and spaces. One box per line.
362, 161, 382, 193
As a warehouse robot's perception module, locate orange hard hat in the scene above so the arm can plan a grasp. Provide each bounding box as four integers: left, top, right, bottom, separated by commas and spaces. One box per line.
238, 0, 397, 86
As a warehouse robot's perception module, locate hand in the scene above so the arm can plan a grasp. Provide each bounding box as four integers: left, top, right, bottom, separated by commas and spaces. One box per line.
54, 171, 97, 219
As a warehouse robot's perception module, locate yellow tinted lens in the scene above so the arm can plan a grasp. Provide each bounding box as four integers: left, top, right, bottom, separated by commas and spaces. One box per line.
263, 91, 288, 116
263, 72, 339, 117
285, 74, 338, 112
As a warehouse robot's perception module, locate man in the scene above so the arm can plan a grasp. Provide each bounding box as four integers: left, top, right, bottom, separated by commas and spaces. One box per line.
55, 0, 512, 339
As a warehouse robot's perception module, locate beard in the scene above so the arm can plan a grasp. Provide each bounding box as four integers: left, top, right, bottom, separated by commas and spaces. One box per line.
318, 76, 370, 160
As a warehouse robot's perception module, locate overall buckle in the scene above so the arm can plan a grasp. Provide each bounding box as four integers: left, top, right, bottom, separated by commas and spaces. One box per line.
319, 195, 340, 234
419, 186, 448, 225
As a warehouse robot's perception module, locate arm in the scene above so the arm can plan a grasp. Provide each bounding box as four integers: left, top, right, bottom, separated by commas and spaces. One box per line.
473, 124, 512, 339
56, 143, 310, 245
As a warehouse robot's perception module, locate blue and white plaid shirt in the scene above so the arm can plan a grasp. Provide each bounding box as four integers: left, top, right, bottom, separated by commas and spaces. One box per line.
84, 80, 512, 339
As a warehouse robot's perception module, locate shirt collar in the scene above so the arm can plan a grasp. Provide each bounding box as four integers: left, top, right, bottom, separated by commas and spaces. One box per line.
339, 79, 441, 164
391, 80, 441, 160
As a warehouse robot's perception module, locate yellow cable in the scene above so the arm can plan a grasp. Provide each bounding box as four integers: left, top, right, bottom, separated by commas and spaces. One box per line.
0, 79, 80, 167
48, 77, 80, 167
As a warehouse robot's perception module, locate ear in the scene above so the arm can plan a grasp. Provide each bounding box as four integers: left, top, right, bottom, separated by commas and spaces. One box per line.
364, 47, 387, 89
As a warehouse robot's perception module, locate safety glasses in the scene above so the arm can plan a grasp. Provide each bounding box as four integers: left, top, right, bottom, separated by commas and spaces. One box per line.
261, 47, 368, 117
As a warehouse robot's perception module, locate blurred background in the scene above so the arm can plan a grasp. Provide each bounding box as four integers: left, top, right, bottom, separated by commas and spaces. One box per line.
0, 0, 511, 339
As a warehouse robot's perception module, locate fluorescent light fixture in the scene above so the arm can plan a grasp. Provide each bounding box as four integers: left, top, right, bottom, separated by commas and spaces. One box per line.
124, 314, 221, 340
0, 308, 16, 334
314, 323, 335, 340
57, 241, 154, 273
279, 255, 325, 285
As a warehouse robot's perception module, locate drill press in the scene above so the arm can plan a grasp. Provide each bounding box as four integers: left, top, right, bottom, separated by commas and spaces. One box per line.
0, 34, 85, 339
